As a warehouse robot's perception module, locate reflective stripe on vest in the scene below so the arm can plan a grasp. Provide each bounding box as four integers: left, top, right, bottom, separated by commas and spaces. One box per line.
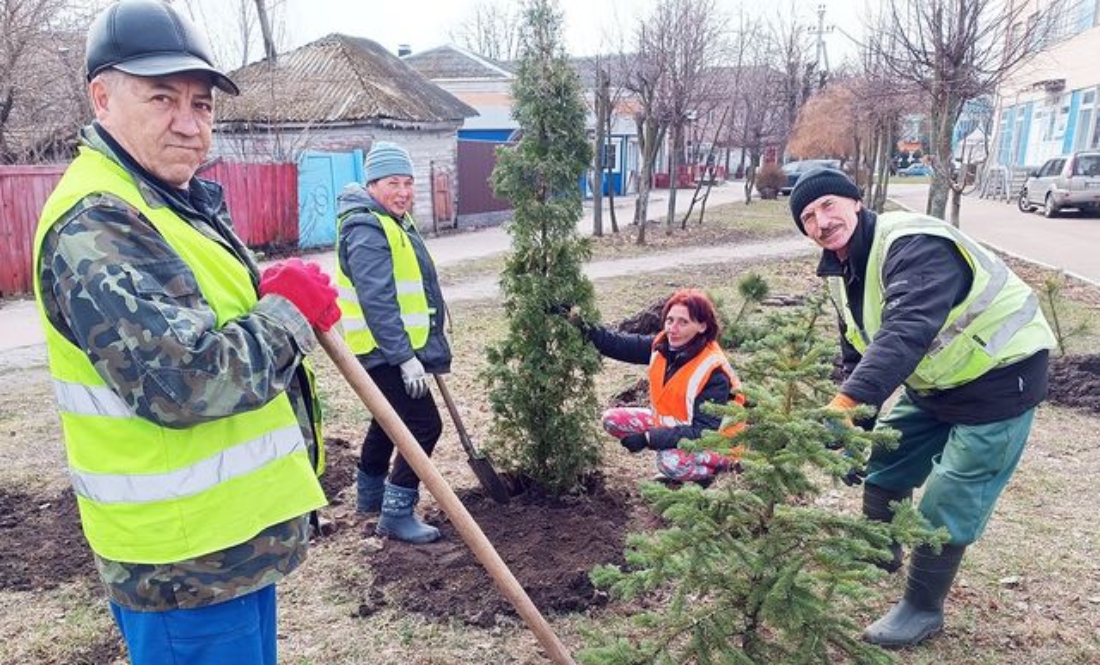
827, 211, 1055, 390
72, 425, 304, 504
334, 209, 430, 354
32, 147, 326, 564
648, 335, 740, 426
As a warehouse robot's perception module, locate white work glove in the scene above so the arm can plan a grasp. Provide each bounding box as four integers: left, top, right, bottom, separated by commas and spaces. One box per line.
399, 357, 430, 399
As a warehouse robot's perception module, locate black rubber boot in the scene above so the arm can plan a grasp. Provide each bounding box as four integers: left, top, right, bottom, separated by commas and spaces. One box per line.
862, 483, 911, 573
863, 544, 966, 648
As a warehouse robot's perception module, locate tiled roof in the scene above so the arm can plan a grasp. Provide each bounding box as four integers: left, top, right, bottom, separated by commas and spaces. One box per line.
216, 34, 477, 125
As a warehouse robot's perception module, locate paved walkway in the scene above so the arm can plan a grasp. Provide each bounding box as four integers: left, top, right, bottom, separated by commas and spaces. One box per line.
5, 180, 1096, 360
0, 183, 750, 356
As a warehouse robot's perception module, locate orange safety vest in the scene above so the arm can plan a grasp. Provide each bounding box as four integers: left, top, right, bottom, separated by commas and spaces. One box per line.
648, 333, 745, 440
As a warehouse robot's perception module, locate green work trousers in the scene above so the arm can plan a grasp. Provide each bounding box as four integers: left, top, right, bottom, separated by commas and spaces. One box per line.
865, 391, 1035, 546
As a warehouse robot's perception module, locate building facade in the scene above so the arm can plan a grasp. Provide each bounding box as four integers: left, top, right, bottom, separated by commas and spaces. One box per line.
991, 0, 1100, 168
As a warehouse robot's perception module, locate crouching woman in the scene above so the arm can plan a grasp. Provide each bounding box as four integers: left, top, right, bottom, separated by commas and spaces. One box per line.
583, 289, 744, 483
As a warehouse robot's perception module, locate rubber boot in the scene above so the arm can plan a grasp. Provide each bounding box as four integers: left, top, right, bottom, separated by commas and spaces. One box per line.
863, 544, 967, 648
376, 482, 441, 544
356, 468, 386, 514
862, 483, 912, 573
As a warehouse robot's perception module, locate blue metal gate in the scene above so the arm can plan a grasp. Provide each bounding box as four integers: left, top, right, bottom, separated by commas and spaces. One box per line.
297, 150, 363, 248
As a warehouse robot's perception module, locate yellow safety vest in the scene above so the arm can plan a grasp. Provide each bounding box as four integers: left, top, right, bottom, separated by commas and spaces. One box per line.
827, 211, 1055, 391
335, 208, 430, 355
32, 147, 327, 564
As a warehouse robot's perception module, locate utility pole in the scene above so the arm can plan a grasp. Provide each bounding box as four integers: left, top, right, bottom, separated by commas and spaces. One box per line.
810, 3, 832, 89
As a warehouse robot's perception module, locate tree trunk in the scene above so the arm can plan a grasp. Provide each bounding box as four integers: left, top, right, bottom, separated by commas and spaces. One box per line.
948, 185, 962, 226
665, 122, 680, 236
926, 93, 961, 220
634, 117, 663, 245
605, 107, 618, 234
254, 0, 278, 63
591, 68, 607, 237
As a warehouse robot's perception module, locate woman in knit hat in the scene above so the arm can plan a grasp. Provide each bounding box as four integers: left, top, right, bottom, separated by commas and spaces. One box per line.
334, 141, 451, 544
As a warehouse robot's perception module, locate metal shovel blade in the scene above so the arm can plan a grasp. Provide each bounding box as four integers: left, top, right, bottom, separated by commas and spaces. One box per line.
434, 375, 511, 504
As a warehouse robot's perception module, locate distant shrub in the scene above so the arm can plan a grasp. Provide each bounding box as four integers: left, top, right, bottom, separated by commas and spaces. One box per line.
755, 162, 786, 199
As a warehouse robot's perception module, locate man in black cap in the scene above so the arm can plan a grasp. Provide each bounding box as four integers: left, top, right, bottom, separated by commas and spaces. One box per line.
32, 2, 339, 663
789, 167, 1055, 648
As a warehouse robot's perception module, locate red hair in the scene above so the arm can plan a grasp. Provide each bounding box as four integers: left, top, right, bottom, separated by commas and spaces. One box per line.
661, 288, 720, 344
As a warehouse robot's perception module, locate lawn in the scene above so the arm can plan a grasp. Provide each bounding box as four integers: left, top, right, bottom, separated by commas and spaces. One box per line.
1, 199, 1098, 665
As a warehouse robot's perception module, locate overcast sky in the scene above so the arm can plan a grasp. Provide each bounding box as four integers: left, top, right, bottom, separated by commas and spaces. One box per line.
275, 0, 869, 65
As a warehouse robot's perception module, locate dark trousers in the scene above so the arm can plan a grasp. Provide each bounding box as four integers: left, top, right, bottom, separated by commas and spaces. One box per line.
359, 363, 442, 489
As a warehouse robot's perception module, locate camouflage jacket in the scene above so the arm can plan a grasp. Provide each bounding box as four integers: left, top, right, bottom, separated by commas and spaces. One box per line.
38, 124, 318, 611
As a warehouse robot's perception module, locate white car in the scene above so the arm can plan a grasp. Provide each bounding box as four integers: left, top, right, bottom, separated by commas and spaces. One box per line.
1018, 151, 1100, 217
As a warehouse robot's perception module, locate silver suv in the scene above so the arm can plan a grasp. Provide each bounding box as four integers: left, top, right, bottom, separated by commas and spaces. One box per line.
1018, 151, 1100, 217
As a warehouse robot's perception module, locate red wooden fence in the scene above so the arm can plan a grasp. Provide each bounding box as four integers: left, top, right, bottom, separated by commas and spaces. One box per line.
198, 160, 299, 249
0, 160, 298, 297
0, 165, 65, 297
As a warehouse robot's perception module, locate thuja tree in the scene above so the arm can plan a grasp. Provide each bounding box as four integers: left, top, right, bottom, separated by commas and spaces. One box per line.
483, 0, 602, 493
581, 297, 946, 664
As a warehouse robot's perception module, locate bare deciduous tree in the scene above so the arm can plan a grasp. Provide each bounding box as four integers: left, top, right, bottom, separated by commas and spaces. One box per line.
622, 18, 670, 245
786, 82, 858, 161
451, 0, 523, 61
659, 0, 727, 236
621, 0, 727, 244
0, 0, 98, 163
867, 0, 1064, 224
177, 0, 287, 69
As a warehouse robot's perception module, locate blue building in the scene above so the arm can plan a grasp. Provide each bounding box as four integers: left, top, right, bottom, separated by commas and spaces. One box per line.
990, 0, 1100, 168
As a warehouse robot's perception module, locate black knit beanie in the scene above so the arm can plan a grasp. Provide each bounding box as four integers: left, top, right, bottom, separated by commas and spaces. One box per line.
788, 167, 861, 234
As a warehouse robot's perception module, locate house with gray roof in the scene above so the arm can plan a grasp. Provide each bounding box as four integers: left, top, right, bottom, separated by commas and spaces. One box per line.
403, 44, 516, 141
213, 33, 477, 241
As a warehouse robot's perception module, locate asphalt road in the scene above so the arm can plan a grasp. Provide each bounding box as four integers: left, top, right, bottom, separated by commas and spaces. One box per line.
887, 182, 1100, 286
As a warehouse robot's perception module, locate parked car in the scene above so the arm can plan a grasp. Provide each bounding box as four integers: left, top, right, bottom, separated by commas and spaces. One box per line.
779, 159, 841, 195
1018, 151, 1100, 217
898, 163, 932, 177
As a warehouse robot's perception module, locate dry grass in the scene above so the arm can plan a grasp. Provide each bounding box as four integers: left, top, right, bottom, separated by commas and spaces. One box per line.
1, 201, 1099, 665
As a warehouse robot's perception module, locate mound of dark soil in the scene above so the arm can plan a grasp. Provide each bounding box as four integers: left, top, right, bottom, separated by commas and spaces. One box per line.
319, 435, 358, 504
616, 297, 664, 334
367, 478, 637, 626
1047, 354, 1100, 414
0, 486, 95, 591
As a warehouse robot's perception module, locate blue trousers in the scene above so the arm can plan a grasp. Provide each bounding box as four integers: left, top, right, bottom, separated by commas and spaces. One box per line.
866, 391, 1035, 546
110, 584, 277, 665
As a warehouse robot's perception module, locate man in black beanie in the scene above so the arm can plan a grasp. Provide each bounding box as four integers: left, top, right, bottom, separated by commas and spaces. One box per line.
790, 167, 1055, 648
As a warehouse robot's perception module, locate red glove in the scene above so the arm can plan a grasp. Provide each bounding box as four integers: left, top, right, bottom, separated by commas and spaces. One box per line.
259, 258, 341, 331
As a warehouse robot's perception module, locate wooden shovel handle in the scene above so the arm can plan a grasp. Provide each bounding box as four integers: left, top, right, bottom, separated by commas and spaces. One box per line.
316, 330, 575, 665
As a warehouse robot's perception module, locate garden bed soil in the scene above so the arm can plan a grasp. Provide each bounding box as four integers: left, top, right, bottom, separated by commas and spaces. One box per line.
2, 346, 1098, 631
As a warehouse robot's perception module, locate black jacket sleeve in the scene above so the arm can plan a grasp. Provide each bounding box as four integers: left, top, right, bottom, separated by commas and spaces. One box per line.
585, 325, 654, 365
840, 235, 972, 407
646, 370, 730, 450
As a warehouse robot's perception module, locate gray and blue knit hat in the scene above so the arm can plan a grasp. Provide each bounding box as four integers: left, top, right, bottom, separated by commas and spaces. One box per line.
364, 141, 413, 183
789, 167, 861, 234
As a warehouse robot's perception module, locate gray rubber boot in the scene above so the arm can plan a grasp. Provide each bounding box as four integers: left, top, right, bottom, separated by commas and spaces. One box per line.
862, 483, 912, 573
376, 482, 441, 544
356, 468, 386, 514
863, 544, 967, 648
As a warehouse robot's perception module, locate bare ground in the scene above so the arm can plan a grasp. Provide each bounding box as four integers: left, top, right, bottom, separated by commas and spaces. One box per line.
1, 249, 1099, 664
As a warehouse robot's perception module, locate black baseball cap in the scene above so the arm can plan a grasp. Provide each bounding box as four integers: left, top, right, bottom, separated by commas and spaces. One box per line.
85, 0, 239, 95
